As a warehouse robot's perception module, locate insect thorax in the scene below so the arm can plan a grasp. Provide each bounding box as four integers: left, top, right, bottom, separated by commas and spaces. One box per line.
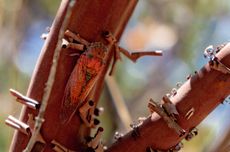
85, 42, 108, 59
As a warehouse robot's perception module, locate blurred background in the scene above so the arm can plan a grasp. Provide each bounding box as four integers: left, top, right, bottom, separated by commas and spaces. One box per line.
1, 0, 230, 151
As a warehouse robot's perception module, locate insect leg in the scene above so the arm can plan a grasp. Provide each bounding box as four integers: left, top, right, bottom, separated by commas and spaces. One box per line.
64, 30, 90, 46
79, 100, 95, 127
102, 31, 122, 75
119, 46, 162, 62
78, 75, 100, 127
109, 45, 121, 75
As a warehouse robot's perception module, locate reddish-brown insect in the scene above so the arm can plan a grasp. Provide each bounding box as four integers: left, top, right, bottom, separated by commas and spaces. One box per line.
60, 39, 108, 125
60, 30, 162, 127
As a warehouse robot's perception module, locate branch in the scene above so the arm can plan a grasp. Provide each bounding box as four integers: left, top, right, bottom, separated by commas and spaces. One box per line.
105, 76, 132, 131
106, 43, 230, 152
23, 1, 76, 151
9, 0, 138, 151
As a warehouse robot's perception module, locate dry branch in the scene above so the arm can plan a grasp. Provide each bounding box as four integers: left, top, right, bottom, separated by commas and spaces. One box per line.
106, 43, 230, 152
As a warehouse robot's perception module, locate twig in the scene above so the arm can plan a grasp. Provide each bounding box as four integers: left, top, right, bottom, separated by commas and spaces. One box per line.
105, 76, 132, 131
23, 0, 76, 151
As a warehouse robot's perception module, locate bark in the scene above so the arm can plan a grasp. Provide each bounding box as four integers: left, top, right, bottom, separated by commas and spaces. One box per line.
106, 43, 230, 152
9, 0, 137, 151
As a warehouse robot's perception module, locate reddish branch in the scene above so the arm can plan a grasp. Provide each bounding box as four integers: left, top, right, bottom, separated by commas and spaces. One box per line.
9, 0, 230, 152
10, 0, 137, 151
106, 43, 230, 152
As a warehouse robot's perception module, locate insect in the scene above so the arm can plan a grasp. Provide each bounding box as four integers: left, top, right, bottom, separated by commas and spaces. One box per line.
60, 40, 108, 126
60, 30, 162, 127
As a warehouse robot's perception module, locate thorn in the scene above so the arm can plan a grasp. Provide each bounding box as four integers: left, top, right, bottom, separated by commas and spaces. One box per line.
170, 88, 177, 97
185, 132, 194, 141
87, 127, 104, 150
114, 131, 124, 140
191, 127, 198, 136
51, 140, 75, 152
62, 38, 85, 50
40, 33, 49, 40
137, 117, 146, 125
130, 125, 140, 140
130, 118, 144, 138
204, 45, 215, 59
186, 74, 192, 80
5, 115, 31, 136
9, 89, 40, 110
46, 26, 51, 32
171, 142, 183, 151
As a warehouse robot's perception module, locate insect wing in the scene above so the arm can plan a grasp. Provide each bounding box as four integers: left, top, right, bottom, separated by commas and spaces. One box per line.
59, 57, 87, 124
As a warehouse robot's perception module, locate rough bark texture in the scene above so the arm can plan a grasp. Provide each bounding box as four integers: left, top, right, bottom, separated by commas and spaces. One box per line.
10, 0, 137, 151
106, 43, 230, 152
